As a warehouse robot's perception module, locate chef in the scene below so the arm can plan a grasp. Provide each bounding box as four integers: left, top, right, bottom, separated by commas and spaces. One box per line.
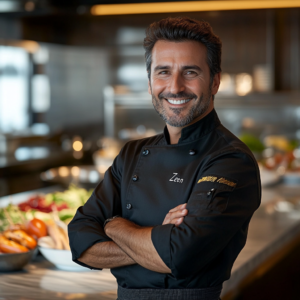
68, 17, 261, 300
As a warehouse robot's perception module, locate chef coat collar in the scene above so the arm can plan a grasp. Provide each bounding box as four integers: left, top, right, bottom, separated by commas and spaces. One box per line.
162, 109, 220, 145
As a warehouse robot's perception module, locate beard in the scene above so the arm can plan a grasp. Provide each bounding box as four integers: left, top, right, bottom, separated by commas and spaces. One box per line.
151, 89, 212, 128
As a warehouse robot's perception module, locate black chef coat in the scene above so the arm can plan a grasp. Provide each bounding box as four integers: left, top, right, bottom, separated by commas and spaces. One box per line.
68, 109, 261, 289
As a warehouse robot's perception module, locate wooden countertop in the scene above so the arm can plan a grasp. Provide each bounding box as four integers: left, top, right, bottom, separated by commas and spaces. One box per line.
0, 256, 118, 300
1, 184, 300, 300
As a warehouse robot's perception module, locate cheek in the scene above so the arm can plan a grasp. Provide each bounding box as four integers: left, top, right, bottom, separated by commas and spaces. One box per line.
188, 79, 209, 94
151, 79, 166, 94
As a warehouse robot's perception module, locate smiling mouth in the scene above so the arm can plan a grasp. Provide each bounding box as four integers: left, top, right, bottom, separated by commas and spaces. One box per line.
166, 98, 192, 105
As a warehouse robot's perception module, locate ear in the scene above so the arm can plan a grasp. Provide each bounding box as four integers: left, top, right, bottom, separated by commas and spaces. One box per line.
148, 80, 152, 95
211, 72, 221, 96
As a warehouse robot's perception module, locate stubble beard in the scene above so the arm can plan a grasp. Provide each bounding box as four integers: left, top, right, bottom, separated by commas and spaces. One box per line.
151, 88, 212, 128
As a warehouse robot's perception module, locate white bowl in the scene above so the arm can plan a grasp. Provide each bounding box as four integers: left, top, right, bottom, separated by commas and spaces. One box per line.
38, 246, 88, 272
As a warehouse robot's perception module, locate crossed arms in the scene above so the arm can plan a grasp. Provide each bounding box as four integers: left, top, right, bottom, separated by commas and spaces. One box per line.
78, 204, 188, 273
70, 153, 259, 279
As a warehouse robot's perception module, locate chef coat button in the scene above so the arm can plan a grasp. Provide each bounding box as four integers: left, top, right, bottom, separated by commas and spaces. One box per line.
126, 203, 132, 210
189, 149, 196, 156
132, 175, 138, 182
142, 149, 150, 156
207, 188, 215, 196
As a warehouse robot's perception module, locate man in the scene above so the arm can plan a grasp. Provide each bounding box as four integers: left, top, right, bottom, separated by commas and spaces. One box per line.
68, 17, 261, 300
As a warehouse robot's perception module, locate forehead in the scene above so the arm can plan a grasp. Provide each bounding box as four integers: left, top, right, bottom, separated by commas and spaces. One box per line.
151, 40, 208, 69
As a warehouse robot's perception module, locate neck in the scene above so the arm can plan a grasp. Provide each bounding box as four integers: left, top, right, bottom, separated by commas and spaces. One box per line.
166, 104, 214, 145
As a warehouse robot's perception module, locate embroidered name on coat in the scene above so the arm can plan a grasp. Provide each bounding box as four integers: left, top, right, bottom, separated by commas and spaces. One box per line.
169, 173, 184, 183
198, 176, 237, 187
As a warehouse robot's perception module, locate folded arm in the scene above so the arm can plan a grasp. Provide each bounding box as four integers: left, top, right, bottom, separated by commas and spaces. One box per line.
151, 153, 261, 279
75, 203, 187, 271
78, 240, 136, 269
105, 218, 170, 273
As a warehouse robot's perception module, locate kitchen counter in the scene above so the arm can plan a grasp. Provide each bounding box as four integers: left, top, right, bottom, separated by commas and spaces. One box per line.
1, 184, 300, 300
0, 145, 94, 197
0, 256, 118, 300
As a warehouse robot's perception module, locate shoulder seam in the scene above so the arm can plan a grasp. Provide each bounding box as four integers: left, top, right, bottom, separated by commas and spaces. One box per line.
215, 127, 261, 206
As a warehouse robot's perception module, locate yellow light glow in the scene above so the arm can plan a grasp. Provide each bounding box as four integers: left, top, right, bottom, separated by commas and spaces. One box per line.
235, 73, 252, 96
7, 40, 39, 53
73, 141, 83, 151
58, 166, 69, 177
91, 1, 300, 15
71, 166, 80, 177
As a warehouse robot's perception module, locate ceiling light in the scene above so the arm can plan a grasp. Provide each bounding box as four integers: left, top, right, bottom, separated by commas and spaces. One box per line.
91, 1, 300, 16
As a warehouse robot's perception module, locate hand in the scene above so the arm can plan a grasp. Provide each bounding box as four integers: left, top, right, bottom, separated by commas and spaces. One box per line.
162, 204, 188, 227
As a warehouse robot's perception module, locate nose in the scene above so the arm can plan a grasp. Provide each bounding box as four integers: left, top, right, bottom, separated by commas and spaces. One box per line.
169, 72, 185, 94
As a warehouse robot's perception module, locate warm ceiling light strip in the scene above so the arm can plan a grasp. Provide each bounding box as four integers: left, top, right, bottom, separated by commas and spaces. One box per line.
91, 1, 300, 15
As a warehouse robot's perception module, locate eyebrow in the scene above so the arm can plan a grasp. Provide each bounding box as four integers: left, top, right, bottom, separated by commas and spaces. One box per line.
153, 65, 170, 72
182, 65, 202, 72
153, 65, 203, 72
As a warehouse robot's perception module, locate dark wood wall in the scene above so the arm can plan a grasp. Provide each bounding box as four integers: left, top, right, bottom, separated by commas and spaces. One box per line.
13, 8, 299, 91
1, 8, 299, 92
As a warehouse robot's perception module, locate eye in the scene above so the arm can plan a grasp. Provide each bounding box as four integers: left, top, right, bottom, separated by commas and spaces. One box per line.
158, 70, 169, 75
185, 70, 198, 76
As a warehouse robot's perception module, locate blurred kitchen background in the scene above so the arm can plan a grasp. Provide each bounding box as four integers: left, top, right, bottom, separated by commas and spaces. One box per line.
0, 0, 300, 195
1, 1, 300, 299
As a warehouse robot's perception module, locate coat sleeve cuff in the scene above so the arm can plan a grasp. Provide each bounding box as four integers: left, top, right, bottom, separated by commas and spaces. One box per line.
151, 224, 174, 270
69, 230, 111, 270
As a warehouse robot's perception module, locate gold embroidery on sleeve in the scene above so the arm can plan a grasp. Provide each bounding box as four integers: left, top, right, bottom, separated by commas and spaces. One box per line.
197, 176, 218, 184
217, 177, 237, 187
197, 176, 237, 187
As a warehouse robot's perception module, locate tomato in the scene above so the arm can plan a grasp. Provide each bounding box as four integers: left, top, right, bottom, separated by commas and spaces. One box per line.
18, 196, 69, 213
27, 218, 48, 239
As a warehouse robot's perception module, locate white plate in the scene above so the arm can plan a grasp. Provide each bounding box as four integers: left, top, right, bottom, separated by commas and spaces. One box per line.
38, 246, 88, 272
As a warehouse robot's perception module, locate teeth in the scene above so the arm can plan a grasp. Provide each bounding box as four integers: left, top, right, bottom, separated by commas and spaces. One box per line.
167, 99, 191, 105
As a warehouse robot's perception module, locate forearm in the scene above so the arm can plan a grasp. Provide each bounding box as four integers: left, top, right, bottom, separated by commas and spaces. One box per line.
105, 218, 171, 273
78, 241, 136, 269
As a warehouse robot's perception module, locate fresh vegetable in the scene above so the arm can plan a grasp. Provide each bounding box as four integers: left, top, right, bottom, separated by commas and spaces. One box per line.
44, 184, 93, 210
0, 205, 26, 232
0, 205, 42, 254
0, 235, 29, 253
3, 230, 37, 250
239, 134, 265, 153
18, 195, 68, 213
264, 135, 297, 152
0, 184, 92, 251
16, 185, 92, 224
27, 218, 48, 239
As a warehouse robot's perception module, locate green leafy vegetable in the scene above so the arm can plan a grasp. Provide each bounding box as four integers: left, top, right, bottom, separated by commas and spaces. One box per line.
240, 134, 265, 153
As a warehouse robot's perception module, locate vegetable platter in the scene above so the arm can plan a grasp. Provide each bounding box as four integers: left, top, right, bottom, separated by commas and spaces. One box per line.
0, 185, 92, 271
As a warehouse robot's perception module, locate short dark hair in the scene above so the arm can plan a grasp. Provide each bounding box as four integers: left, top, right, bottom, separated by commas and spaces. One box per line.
143, 17, 222, 83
